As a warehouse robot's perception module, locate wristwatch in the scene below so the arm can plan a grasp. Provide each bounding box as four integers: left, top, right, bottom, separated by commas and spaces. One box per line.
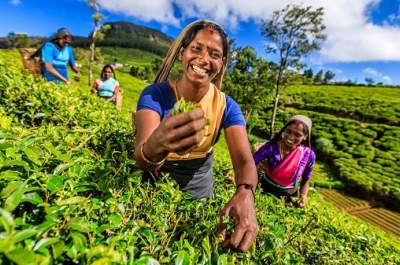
236, 183, 255, 201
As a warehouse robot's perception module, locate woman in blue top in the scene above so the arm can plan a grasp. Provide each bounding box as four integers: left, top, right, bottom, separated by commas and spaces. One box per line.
41, 28, 80, 84
134, 20, 258, 252
92, 64, 123, 110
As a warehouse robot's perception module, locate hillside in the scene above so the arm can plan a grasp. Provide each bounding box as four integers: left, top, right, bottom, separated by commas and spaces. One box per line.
1, 21, 174, 57
0, 49, 399, 264
94, 21, 173, 56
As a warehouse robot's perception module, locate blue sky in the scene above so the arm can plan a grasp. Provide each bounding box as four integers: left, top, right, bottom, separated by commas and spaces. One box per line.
2, 0, 400, 85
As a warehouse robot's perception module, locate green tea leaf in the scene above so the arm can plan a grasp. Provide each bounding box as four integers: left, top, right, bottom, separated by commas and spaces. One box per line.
47, 175, 64, 193
175, 250, 190, 265
0, 208, 15, 229
52, 163, 71, 175
135, 256, 160, 265
57, 196, 86, 206
0, 170, 21, 181
51, 240, 65, 259
70, 232, 87, 253
5, 248, 36, 265
0, 160, 30, 171
33, 237, 60, 251
91, 257, 111, 265
68, 218, 92, 233
22, 192, 43, 205
0, 238, 15, 253
4, 181, 26, 212
1, 181, 23, 198
13, 228, 38, 242
109, 213, 122, 227
24, 146, 43, 165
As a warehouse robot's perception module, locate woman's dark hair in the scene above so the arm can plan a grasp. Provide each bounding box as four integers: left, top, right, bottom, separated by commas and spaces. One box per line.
101, 64, 116, 80
181, 21, 229, 59
51, 28, 72, 41
272, 120, 310, 147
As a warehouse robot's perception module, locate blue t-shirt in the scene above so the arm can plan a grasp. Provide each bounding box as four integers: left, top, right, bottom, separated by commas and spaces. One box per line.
137, 81, 246, 129
41, 42, 76, 67
41, 42, 76, 82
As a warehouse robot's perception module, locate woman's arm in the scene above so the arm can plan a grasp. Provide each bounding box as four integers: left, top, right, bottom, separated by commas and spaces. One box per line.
91, 81, 98, 94
296, 178, 310, 207
44, 62, 69, 84
253, 141, 272, 165
218, 125, 259, 252
134, 108, 206, 171
295, 150, 315, 207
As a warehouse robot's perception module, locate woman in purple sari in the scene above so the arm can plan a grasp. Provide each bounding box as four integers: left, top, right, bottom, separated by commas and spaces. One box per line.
253, 115, 315, 207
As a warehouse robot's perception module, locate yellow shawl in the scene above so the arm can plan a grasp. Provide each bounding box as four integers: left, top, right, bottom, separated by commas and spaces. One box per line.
167, 82, 226, 160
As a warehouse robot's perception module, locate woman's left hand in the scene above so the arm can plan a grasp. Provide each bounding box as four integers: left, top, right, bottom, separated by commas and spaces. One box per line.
295, 196, 307, 208
217, 187, 259, 252
107, 96, 116, 102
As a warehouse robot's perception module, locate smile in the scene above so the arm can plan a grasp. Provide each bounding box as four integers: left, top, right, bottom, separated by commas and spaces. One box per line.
191, 64, 209, 75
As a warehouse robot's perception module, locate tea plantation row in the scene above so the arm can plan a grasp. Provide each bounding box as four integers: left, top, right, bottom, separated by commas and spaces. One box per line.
0, 49, 399, 264
250, 84, 400, 211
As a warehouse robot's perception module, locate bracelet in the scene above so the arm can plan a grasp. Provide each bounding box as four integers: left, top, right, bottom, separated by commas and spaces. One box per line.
236, 183, 256, 201
140, 142, 165, 167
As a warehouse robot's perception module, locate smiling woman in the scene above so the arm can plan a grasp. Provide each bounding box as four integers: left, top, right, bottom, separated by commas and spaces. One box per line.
133, 19, 259, 252
253, 115, 316, 208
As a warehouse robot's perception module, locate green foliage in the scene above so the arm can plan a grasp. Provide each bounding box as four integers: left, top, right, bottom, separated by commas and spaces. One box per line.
1, 49, 399, 264
171, 98, 196, 115
261, 3, 327, 135
262, 4, 327, 69
224, 45, 275, 116
285, 85, 400, 126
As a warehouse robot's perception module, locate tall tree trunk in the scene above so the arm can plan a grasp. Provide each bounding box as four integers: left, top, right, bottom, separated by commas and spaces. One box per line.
270, 66, 283, 138
88, 29, 97, 87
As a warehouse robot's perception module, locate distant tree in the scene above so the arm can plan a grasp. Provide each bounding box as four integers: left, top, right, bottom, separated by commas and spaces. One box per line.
323, 70, 335, 84
302, 67, 313, 84
7, 31, 30, 48
365, 77, 375, 86
130, 65, 140, 77
303, 68, 313, 79
87, 0, 110, 86
261, 4, 326, 136
224, 45, 275, 120
150, 57, 163, 74
313, 70, 323, 84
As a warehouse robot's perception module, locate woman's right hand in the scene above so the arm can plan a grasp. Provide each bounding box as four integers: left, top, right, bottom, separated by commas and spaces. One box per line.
143, 108, 206, 161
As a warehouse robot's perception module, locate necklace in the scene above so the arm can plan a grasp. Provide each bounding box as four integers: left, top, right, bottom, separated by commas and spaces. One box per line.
174, 80, 182, 100
279, 141, 287, 160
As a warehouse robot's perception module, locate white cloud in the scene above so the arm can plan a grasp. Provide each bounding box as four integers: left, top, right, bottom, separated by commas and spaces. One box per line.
362, 67, 392, 84
97, 0, 179, 26
96, 0, 400, 62
10, 0, 21, 5
363, 67, 379, 76
382, 75, 392, 84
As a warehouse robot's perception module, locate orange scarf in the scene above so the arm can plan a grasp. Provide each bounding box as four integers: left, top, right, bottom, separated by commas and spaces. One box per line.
167, 82, 226, 160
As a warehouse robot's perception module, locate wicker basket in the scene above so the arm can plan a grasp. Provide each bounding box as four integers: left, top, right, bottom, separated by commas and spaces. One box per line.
19, 48, 41, 75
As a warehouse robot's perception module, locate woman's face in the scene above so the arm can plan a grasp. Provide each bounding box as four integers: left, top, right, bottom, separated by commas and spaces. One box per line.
281, 121, 307, 149
102, 67, 113, 80
57, 35, 72, 47
180, 28, 224, 86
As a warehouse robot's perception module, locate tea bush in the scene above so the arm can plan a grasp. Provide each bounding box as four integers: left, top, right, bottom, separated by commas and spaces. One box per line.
0, 49, 399, 264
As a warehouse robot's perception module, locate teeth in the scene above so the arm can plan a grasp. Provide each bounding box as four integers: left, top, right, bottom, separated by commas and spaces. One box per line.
192, 65, 207, 74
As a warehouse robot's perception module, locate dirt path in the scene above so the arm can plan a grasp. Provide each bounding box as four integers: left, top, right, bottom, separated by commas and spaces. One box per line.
319, 189, 400, 236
